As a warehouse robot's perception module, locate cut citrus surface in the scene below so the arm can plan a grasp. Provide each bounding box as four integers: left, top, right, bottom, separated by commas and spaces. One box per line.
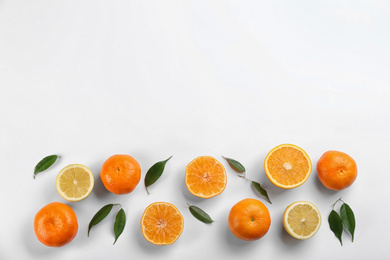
140, 202, 184, 245
185, 156, 227, 199
283, 201, 321, 240
56, 164, 94, 202
264, 144, 312, 189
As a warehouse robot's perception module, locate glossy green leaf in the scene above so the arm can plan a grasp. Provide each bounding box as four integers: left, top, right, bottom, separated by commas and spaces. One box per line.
144, 156, 172, 194
188, 203, 213, 224
222, 156, 246, 173
33, 155, 59, 179
88, 204, 113, 237
113, 208, 126, 244
328, 210, 343, 246
340, 203, 355, 242
251, 181, 272, 204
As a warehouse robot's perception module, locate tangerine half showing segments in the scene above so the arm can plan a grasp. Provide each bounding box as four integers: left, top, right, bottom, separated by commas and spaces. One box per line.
316, 150, 357, 191
34, 202, 78, 247
264, 144, 312, 189
140, 202, 184, 245
185, 156, 227, 199
100, 154, 141, 195
228, 198, 271, 241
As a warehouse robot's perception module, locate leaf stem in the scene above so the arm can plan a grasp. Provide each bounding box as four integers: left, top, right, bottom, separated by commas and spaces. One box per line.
237, 173, 249, 180
331, 197, 343, 209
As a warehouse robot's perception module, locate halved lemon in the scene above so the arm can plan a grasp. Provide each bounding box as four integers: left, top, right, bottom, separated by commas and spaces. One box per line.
264, 144, 312, 189
56, 164, 94, 202
283, 201, 321, 240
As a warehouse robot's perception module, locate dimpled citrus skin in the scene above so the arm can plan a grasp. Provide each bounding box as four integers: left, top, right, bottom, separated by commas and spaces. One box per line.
316, 150, 357, 191
34, 202, 78, 247
100, 154, 141, 195
228, 198, 271, 241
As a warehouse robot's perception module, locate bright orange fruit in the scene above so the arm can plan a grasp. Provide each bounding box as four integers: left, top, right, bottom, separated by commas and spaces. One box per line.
140, 202, 184, 245
316, 150, 357, 190
228, 198, 271, 241
34, 202, 78, 247
264, 144, 312, 189
100, 154, 141, 195
185, 156, 227, 199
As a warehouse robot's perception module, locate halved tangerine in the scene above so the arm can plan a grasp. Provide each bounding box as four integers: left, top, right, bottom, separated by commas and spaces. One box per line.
140, 202, 184, 245
185, 156, 227, 199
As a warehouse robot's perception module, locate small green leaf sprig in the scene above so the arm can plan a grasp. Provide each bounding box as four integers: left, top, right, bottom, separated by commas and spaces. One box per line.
144, 156, 172, 194
222, 156, 271, 204
33, 155, 60, 179
88, 204, 126, 244
187, 203, 213, 224
328, 198, 356, 246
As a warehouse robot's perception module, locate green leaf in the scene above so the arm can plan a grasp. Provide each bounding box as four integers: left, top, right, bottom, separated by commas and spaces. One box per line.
88, 204, 114, 237
251, 181, 272, 204
340, 203, 355, 242
188, 203, 213, 224
33, 155, 59, 179
113, 208, 126, 244
328, 210, 343, 246
222, 156, 246, 173
144, 156, 172, 194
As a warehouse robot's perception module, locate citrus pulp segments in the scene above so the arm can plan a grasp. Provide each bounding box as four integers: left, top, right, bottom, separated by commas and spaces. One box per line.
140, 202, 184, 245
264, 144, 312, 189
283, 201, 321, 240
56, 164, 94, 202
185, 156, 227, 198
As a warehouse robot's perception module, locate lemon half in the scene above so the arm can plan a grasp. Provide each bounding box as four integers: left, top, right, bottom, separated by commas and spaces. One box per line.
283, 201, 321, 240
56, 164, 94, 202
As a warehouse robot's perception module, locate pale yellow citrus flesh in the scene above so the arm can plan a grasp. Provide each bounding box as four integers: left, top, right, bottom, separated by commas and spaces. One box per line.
283, 201, 321, 239
264, 144, 312, 189
185, 156, 227, 199
56, 164, 94, 202
140, 202, 184, 245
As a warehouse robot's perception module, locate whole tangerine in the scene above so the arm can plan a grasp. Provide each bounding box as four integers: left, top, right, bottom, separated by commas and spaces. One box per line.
316, 150, 357, 191
100, 154, 141, 195
228, 198, 271, 241
34, 202, 78, 247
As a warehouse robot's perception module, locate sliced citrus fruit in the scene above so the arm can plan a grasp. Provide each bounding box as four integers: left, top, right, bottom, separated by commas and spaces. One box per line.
264, 144, 312, 189
140, 202, 184, 245
56, 164, 94, 202
185, 156, 227, 199
283, 201, 321, 240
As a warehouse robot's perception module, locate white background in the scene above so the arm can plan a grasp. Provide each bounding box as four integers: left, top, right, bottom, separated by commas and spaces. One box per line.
1, 1, 389, 259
